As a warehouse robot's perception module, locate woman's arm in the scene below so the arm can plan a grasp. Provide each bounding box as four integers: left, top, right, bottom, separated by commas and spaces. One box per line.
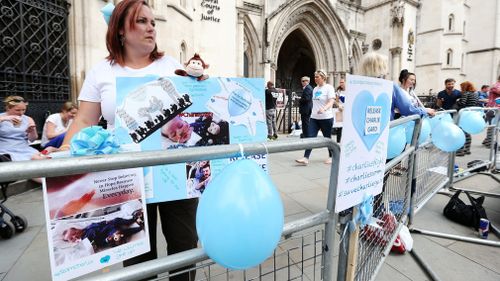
318, 98, 336, 114
26, 117, 38, 142
45, 122, 61, 140
60, 101, 102, 150
393, 84, 427, 117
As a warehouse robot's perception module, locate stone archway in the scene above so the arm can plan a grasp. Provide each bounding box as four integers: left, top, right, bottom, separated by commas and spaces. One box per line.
276, 29, 316, 91
268, 0, 350, 87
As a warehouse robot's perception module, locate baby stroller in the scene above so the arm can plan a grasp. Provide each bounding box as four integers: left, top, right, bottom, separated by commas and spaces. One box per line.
0, 154, 28, 239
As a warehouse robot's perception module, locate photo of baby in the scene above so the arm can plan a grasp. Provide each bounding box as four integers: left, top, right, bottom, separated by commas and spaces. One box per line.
186, 161, 212, 198
45, 168, 143, 219
50, 200, 146, 266
161, 112, 230, 149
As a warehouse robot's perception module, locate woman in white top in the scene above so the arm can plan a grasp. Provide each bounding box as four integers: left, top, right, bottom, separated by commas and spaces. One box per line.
398, 69, 422, 108
296, 69, 336, 165
41, 101, 78, 148
60, 1, 197, 280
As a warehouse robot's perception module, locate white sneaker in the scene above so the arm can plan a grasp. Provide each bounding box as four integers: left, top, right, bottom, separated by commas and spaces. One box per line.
295, 158, 309, 165
324, 158, 332, 164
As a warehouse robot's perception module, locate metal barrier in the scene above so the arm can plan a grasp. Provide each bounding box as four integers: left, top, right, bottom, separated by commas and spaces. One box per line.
0, 138, 341, 281
409, 110, 456, 220
408, 108, 500, 253
453, 107, 500, 186
337, 116, 419, 281
0, 117, 421, 281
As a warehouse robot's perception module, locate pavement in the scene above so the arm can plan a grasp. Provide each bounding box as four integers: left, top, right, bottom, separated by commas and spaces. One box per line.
1, 131, 499, 281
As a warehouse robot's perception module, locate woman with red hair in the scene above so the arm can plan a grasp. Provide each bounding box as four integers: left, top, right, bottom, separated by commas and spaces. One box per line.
456, 81, 479, 156
60, 1, 197, 280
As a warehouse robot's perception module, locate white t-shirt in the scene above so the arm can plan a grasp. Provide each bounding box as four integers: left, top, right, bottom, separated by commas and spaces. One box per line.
78, 56, 182, 128
41, 113, 72, 146
311, 84, 335, 120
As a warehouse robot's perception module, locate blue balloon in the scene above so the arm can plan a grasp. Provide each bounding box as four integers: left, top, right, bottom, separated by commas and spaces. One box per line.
387, 125, 406, 159
405, 121, 415, 144
459, 111, 486, 134
431, 122, 465, 152
100, 3, 115, 25
407, 119, 431, 145
228, 89, 252, 116
419, 118, 431, 145
429, 113, 453, 129
196, 159, 284, 269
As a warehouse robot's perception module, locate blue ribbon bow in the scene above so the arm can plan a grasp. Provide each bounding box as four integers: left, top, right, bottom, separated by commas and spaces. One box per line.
70, 126, 120, 156
101, 3, 115, 25
349, 193, 374, 232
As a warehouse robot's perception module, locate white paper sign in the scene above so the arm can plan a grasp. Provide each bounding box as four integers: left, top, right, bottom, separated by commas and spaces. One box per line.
335, 74, 393, 212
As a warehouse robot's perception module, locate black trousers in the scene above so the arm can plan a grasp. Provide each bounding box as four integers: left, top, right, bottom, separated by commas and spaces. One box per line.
300, 114, 310, 138
123, 198, 199, 281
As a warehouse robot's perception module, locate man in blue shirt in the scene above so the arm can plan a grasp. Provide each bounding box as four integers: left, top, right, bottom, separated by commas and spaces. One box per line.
477, 85, 490, 107
436, 78, 461, 110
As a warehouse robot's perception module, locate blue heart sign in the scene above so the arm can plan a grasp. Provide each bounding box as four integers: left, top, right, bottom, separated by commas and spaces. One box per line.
335, 74, 393, 212
352, 90, 391, 151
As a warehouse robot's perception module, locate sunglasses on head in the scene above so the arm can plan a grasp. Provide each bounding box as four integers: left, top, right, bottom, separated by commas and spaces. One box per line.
6, 97, 25, 103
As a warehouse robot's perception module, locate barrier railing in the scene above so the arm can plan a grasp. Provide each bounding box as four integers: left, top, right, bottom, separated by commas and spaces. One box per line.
0, 138, 341, 281
409, 110, 456, 220
0, 116, 424, 281
409, 108, 500, 257
337, 116, 419, 281
453, 107, 500, 185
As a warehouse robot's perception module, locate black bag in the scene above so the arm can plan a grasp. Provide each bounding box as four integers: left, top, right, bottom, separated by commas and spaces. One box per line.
443, 190, 488, 229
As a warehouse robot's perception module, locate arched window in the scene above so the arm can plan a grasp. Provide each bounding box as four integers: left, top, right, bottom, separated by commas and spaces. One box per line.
448, 14, 455, 31
180, 42, 187, 63
446, 49, 453, 66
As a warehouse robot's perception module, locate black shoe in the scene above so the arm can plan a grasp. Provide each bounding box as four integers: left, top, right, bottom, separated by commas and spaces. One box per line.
456, 152, 466, 156
273, 134, 278, 140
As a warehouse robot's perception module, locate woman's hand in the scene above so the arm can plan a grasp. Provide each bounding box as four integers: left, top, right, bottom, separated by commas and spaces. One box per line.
426, 108, 436, 116
1, 115, 22, 126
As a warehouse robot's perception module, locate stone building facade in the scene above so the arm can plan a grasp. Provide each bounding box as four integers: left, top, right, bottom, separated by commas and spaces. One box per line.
66, 0, 499, 96
4, 0, 497, 104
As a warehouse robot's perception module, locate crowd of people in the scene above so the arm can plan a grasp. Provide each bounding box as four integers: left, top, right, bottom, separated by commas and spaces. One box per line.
263, 51, 500, 164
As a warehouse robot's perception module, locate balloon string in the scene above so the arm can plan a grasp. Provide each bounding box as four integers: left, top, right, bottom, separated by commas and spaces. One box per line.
238, 143, 245, 158
261, 142, 269, 155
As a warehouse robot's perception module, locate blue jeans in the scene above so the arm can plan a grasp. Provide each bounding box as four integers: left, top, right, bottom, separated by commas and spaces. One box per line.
303, 118, 333, 158
43, 133, 66, 149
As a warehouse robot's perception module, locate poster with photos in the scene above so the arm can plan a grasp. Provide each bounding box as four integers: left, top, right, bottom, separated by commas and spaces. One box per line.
42, 146, 149, 281
115, 76, 267, 203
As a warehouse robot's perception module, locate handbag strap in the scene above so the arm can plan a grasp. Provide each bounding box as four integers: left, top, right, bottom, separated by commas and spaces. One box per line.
464, 191, 485, 207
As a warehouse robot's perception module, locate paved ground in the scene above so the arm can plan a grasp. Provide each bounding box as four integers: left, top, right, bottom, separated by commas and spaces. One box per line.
1, 131, 499, 281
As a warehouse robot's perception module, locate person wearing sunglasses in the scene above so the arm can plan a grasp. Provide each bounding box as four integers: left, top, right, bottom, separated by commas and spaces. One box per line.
0, 95, 39, 161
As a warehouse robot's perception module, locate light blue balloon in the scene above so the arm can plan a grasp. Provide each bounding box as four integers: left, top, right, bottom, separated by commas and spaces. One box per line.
387, 125, 406, 159
419, 118, 431, 145
100, 3, 115, 25
228, 89, 252, 116
405, 121, 416, 144
405, 118, 431, 145
196, 159, 284, 270
429, 113, 453, 129
431, 122, 465, 152
459, 111, 486, 134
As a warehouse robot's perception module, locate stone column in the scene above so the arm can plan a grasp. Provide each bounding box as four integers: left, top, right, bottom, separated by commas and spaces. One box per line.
390, 47, 403, 81
236, 12, 245, 77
